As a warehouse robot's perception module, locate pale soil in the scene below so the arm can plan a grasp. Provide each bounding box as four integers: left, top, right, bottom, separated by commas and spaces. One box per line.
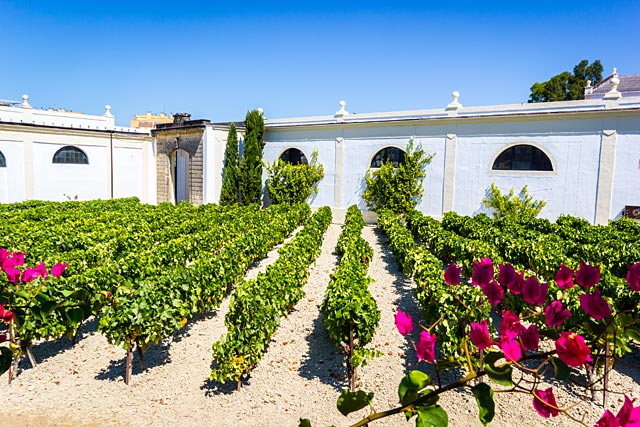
1, 221, 638, 427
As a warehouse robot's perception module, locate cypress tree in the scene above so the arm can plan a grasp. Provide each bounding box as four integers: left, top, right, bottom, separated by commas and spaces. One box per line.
239, 109, 265, 205
219, 123, 240, 205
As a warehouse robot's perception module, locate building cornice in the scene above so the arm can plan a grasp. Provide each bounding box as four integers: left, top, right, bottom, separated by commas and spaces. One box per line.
0, 121, 152, 140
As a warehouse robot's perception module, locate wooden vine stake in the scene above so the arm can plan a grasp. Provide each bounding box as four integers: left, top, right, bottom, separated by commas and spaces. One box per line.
347, 324, 356, 392
136, 342, 145, 371
26, 347, 37, 368
125, 348, 133, 385
603, 341, 610, 407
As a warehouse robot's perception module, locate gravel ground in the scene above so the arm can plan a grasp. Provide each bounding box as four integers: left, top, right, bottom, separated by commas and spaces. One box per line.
1, 221, 638, 427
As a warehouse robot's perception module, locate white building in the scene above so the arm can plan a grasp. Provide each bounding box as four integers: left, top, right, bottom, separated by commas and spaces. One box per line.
1, 69, 639, 224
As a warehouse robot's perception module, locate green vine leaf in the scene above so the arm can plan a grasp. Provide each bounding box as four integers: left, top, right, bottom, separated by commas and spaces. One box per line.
471, 382, 495, 426
336, 389, 374, 416
398, 370, 433, 405
483, 351, 513, 387
415, 404, 448, 427
550, 356, 571, 380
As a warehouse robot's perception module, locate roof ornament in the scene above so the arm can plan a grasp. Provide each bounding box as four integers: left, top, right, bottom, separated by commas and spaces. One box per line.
257, 107, 264, 116
446, 91, 462, 111
104, 105, 114, 117
603, 68, 621, 100
334, 100, 349, 118
21, 94, 32, 109
584, 80, 593, 96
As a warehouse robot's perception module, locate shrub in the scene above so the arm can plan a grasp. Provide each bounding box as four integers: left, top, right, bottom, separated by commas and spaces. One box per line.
483, 182, 546, 219
219, 123, 240, 205
239, 110, 265, 205
362, 139, 433, 214
265, 150, 324, 204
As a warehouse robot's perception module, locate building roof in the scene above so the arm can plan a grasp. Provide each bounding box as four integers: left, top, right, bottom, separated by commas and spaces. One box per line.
587, 74, 640, 98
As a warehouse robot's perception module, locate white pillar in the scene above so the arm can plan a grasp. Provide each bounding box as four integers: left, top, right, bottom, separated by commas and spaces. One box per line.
334, 137, 344, 208
594, 130, 617, 224
442, 133, 457, 213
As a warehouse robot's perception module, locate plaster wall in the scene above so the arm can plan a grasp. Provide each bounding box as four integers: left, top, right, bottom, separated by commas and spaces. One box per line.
0, 135, 26, 202
611, 132, 640, 219
113, 146, 143, 199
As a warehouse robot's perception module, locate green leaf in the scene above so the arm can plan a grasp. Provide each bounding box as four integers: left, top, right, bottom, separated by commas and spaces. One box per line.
65, 307, 85, 324
336, 389, 374, 416
471, 383, 495, 426
0, 347, 12, 376
550, 357, 571, 381
625, 326, 640, 343
398, 370, 433, 405
298, 419, 312, 427
483, 351, 513, 387
415, 404, 448, 427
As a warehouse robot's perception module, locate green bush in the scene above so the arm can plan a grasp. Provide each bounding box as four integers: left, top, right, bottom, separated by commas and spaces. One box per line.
362, 139, 433, 214
265, 150, 324, 204
219, 123, 240, 205
239, 110, 265, 205
482, 183, 546, 220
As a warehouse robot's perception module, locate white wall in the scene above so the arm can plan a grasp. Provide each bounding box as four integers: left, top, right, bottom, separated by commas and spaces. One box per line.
0, 137, 26, 202
611, 132, 640, 219
113, 146, 143, 199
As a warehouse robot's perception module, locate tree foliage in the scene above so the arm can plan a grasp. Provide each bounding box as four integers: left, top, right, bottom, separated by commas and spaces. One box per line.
239, 110, 265, 205
362, 140, 433, 214
219, 123, 240, 205
265, 150, 324, 205
482, 183, 546, 220
528, 59, 603, 103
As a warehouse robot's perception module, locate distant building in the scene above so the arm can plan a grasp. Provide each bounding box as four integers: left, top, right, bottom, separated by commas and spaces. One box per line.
585, 69, 640, 99
130, 112, 173, 129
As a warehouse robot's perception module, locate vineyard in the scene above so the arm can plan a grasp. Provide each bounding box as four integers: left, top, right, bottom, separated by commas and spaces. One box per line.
0, 199, 638, 426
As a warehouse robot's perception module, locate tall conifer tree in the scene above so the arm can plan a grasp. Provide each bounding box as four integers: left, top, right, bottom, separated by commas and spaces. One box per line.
219, 123, 240, 205
239, 110, 265, 205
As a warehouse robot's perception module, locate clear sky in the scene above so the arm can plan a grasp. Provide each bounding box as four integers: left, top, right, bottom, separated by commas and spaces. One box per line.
1, 1, 639, 126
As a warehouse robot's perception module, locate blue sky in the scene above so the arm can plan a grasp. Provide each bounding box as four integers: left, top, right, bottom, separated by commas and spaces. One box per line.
1, 1, 638, 126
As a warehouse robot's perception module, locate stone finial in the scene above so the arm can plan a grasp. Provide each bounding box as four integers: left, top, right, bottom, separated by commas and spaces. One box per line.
446, 91, 462, 110
257, 107, 264, 116
603, 67, 622, 100
584, 80, 593, 96
21, 94, 32, 109
334, 100, 349, 118
104, 105, 114, 117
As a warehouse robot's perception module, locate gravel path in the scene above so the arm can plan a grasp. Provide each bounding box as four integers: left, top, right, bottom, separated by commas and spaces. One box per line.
1, 220, 638, 427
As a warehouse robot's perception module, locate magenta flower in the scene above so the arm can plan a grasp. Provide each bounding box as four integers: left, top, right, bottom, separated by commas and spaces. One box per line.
444, 263, 462, 285
500, 310, 524, 339
545, 300, 572, 328
580, 288, 612, 320
21, 267, 39, 283
626, 263, 640, 292
416, 330, 436, 363
51, 262, 68, 278
555, 332, 591, 367
394, 310, 413, 336
575, 261, 600, 289
498, 264, 519, 294
520, 324, 539, 352
469, 320, 494, 350
0, 304, 14, 323
522, 276, 548, 306
500, 337, 522, 362
2, 257, 16, 271
596, 396, 640, 426
532, 388, 559, 418
0, 248, 8, 264
554, 264, 574, 290
480, 280, 504, 306
12, 252, 25, 266
471, 258, 494, 287
34, 261, 48, 278
4, 266, 20, 283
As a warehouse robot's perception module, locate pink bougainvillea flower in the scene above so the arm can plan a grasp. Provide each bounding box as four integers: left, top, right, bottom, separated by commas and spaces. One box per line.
575, 261, 600, 289
0, 304, 14, 323
21, 266, 39, 283
472, 258, 494, 287
443, 263, 462, 286
416, 330, 437, 363
580, 288, 612, 320
51, 262, 68, 278
522, 276, 548, 306
500, 337, 522, 362
497, 264, 518, 293
0, 248, 8, 264
626, 263, 640, 292
0, 333, 6, 343
469, 320, 494, 350
500, 310, 524, 339
34, 261, 48, 278
532, 387, 559, 418
2, 257, 17, 271
545, 300, 572, 328
394, 310, 413, 336
12, 252, 25, 266
554, 264, 575, 290
520, 324, 539, 352
596, 395, 640, 427
480, 280, 504, 306
595, 410, 619, 427
4, 266, 20, 283
555, 332, 592, 367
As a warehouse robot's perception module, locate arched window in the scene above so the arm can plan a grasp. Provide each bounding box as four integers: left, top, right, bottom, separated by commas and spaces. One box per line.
492, 145, 552, 171
52, 146, 89, 164
0, 151, 6, 168
280, 148, 308, 165
371, 147, 405, 168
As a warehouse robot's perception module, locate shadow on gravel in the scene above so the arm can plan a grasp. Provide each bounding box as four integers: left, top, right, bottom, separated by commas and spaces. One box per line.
16, 317, 99, 375
298, 315, 345, 391
95, 340, 172, 381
